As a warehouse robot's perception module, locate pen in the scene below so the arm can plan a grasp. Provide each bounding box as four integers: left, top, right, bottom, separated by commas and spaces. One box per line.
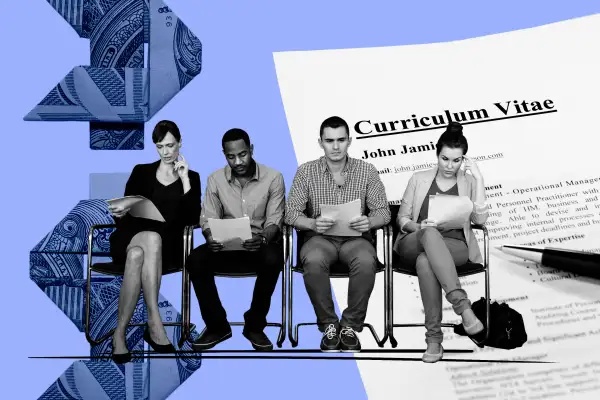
495, 244, 600, 279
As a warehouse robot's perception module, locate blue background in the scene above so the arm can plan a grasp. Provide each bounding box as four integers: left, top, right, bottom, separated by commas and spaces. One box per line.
2, 0, 599, 398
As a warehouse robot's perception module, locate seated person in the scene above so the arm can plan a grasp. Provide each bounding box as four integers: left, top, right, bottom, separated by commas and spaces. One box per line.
186, 128, 286, 351
107, 120, 201, 363
393, 121, 488, 363
284, 116, 391, 353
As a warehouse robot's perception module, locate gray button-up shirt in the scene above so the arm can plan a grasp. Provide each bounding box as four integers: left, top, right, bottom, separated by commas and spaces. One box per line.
200, 162, 286, 234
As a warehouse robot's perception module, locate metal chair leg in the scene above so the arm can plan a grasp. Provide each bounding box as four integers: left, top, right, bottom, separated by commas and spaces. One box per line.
178, 225, 190, 348
387, 226, 398, 348
287, 228, 299, 347
275, 226, 288, 347
85, 225, 116, 346
85, 226, 96, 345
364, 226, 389, 348
484, 228, 490, 342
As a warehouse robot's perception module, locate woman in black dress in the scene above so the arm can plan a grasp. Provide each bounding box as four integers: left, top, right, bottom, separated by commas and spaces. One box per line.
107, 120, 201, 363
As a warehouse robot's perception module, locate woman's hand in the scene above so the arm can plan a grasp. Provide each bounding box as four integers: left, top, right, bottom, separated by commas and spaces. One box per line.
420, 219, 451, 231
420, 219, 437, 230
462, 156, 482, 180
173, 154, 189, 179
108, 204, 129, 218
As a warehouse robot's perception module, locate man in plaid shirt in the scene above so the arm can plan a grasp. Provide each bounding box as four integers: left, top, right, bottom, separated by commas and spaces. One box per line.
285, 116, 391, 352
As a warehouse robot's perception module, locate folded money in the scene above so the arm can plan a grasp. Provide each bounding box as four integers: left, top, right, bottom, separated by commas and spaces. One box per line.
25, 0, 202, 150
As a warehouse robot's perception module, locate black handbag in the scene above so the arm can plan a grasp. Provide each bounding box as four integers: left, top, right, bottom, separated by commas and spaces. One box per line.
454, 297, 527, 349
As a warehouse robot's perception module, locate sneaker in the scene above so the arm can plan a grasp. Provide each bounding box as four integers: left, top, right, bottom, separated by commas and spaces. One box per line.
191, 327, 232, 351
339, 326, 361, 352
242, 329, 273, 351
320, 324, 340, 352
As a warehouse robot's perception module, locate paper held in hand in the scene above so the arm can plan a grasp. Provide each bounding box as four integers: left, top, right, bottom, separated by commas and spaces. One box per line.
427, 195, 473, 229
207, 217, 253, 251
319, 199, 363, 237
106, 196, 165, 222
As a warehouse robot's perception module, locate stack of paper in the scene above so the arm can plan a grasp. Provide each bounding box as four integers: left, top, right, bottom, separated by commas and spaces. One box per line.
319, 199, 363, 236
106, 195, 165, 222
428, 194, 473, 229
207, 217, 253, 251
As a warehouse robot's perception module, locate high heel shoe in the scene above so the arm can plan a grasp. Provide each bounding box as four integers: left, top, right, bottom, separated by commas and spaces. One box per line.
143, 325, 176, 353
463, 319, 484, 335
112, 351, 132, 364
111, 338, 131, 364
463, 318, 486, 347
422, 345, 443, 363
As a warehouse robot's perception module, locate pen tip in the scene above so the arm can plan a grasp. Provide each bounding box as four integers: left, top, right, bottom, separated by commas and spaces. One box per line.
494, 245, 503, 250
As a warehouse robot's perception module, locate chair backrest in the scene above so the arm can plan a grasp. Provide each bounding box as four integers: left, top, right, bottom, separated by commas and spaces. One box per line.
89, 172, 130, 199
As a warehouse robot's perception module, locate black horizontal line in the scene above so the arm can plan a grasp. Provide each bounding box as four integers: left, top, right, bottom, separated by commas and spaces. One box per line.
28, 354, 553, 364
355, 110, 558, 140
128, 348, 473, 354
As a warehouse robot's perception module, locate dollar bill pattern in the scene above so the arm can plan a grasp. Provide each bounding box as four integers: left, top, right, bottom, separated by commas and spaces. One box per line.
31, 200, 202, 398
25, 1, 202, 150
38, 354, 202, 400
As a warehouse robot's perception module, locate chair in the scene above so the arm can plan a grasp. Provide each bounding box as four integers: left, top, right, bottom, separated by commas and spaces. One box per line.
285, 225, 390, 348
85, 224, 193, 348
184, 224, 288, 348
386, 205, 490, 348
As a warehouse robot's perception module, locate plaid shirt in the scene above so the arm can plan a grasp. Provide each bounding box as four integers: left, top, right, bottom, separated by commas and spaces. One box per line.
285, 156, 391, 226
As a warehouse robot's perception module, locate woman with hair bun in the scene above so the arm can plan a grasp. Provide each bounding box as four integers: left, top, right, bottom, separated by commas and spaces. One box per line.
393, 121, 489, 363
106, 120, 201, 363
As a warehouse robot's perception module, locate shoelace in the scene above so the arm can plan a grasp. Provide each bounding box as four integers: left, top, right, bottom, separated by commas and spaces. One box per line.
340, 327, 356, 337
324, 324, 337, 339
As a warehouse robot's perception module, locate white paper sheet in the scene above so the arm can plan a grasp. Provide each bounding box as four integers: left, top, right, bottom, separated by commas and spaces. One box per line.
106, 195, 165, 222
319, 199, 362, 237
274, 14, 600, 400
428, 194, 473, 229
207, 217, 253, 251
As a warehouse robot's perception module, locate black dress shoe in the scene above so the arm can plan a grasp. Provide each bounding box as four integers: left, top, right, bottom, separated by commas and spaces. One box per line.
339, 326, 361, 352
320, 324, 340, 352
242, 330, 273, 351
143, 326, 176, 353
192, 327, 232, 351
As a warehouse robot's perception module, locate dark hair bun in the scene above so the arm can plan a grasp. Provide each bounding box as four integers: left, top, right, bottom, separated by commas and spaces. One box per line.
446, 121, 463, 135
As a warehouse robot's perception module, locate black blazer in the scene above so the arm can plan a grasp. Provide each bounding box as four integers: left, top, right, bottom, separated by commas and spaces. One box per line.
117, 160, 201, 230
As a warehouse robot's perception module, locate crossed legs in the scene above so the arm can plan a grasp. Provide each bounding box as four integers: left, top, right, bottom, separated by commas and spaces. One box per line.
394, 228, 482, 353
112, 231, 171, 355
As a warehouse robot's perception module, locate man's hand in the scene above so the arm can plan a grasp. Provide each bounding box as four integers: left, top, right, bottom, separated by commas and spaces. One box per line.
349, 215, 371, 233
242, 234, 263, 251
313, 216, 335, 234
206, 236, 223, 252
